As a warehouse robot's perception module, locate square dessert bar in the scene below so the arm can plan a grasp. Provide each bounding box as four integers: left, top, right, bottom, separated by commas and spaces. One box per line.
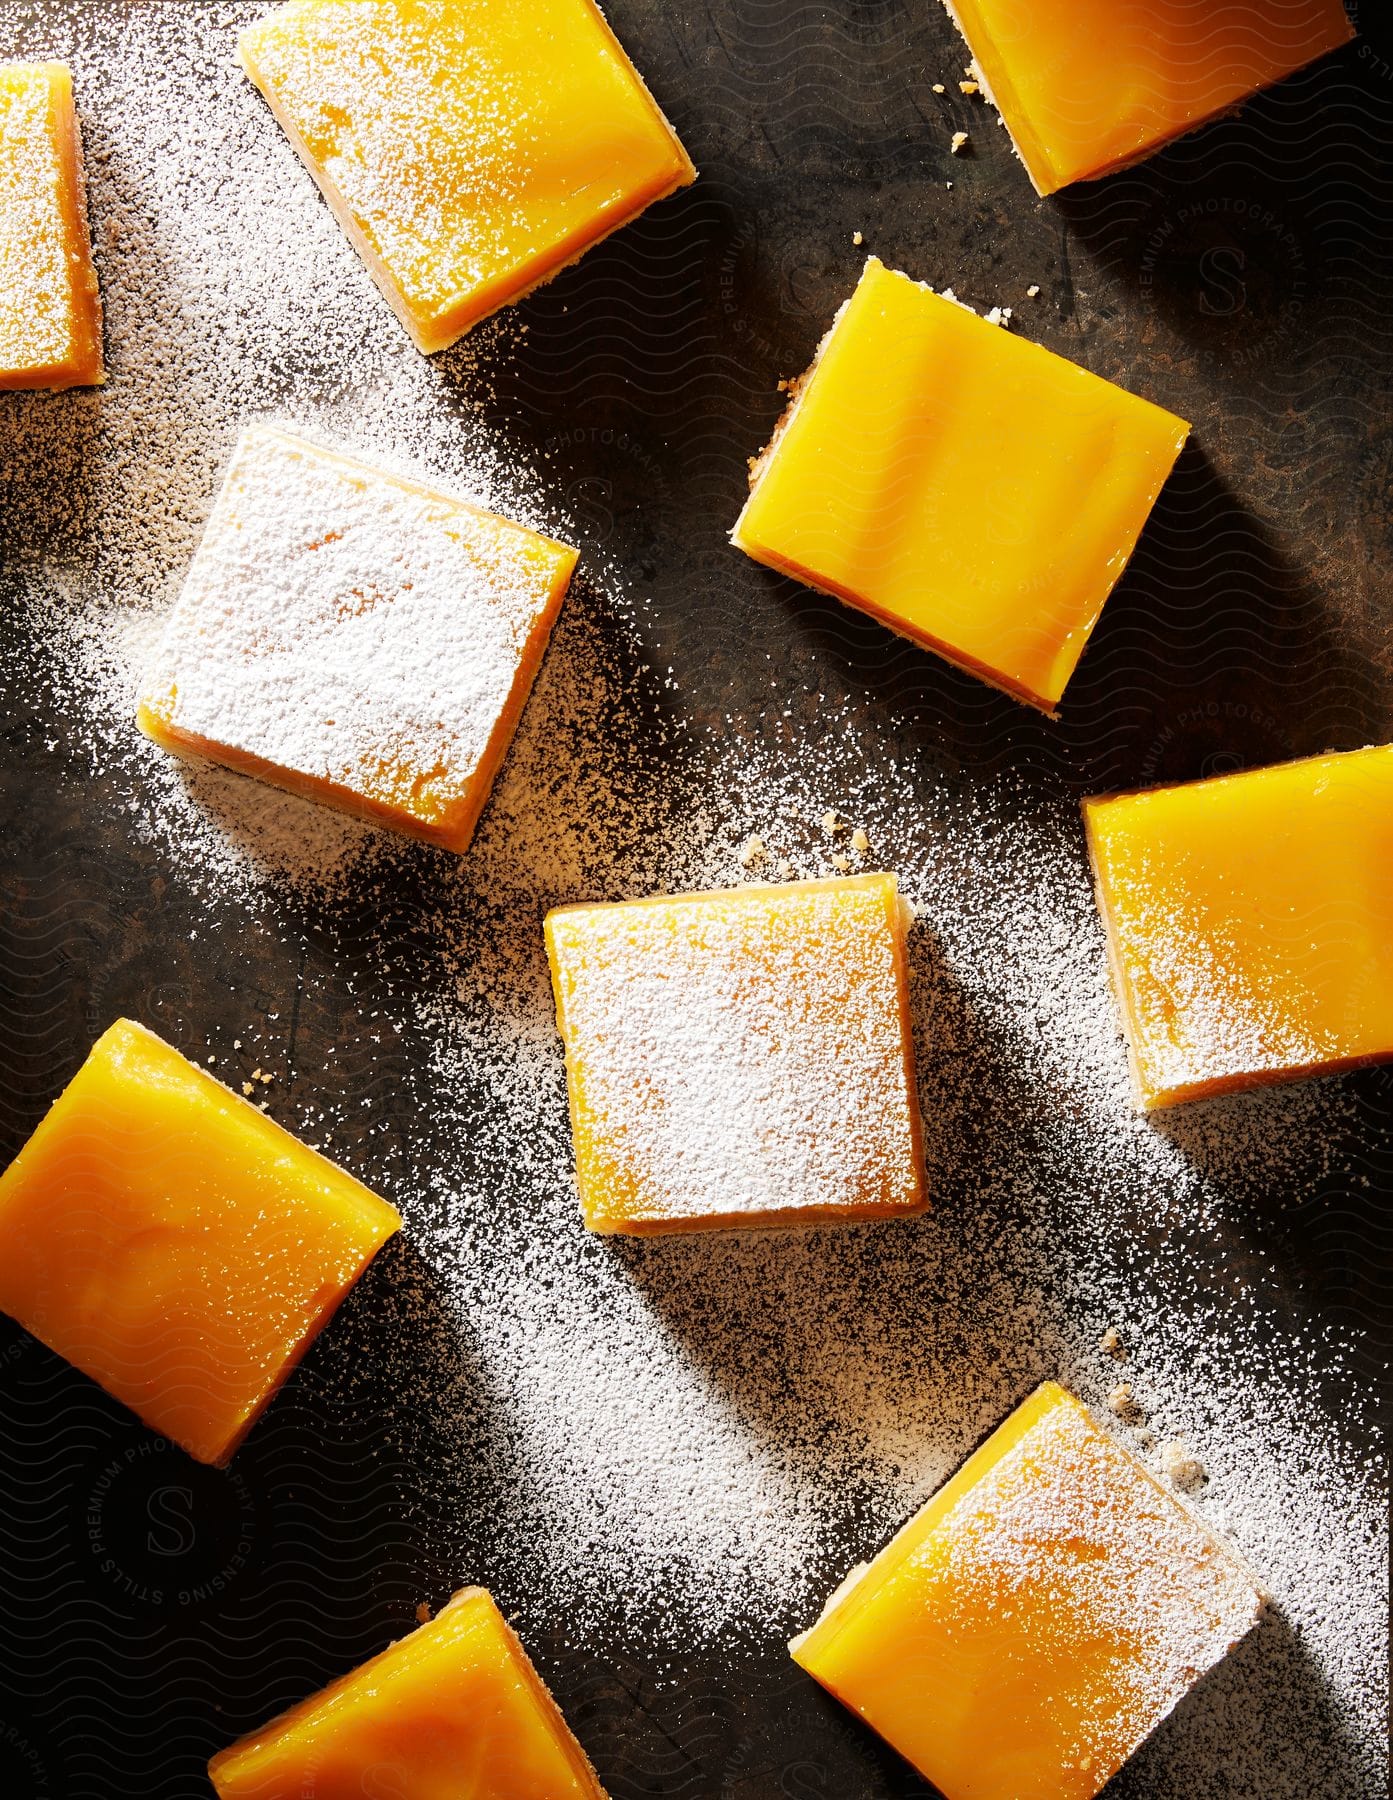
238, 0, 696, 353
792, 1381, 1265, 1800
0, 61, 104, 390
732, 259, 1188, 714
0, 1019, 400, 1466
943, 0, 1354, 195
210, 1586, 608, 1800
1084, 743, 1393, 1111
544, 872, 926, 1234
138, 423, 577, 854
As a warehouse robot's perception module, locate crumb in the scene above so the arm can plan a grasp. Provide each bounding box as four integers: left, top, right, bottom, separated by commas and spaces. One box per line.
415, 1601, 432, 1625
777, 859, 794, 880
1027, 283, 1040, 298
984, 305, 1012, 328
851, 827, 870, 854
233, 1037, 242, 1049
738, 835, 766, 869
251, 1067, 261, 1081
260, 1071, 273, 1085
242, 1081, 254, 1097
832, 853, 851, 872
945, 181, 953, 189
1107, 1382, 1143, 1421
259, 1100, 270, 1112
852, 230, 863, 247
959, 80, 979, 95
1098, 1325, 1124, 1357
950, 131, 969, 155
932, 82, 945, 94
205, 1054, 215, 1065
1160, 1441, 1206, 1489
820, 809, 844, 835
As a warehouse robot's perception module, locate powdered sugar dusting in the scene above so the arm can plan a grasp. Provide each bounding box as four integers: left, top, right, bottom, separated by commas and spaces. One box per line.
142, 422, 571, 834
547, 875, 921, 1229
0, 5, 1383, 1796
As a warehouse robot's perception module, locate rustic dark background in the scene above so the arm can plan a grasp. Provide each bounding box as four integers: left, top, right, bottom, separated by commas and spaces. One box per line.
1, 3, 1389, 1797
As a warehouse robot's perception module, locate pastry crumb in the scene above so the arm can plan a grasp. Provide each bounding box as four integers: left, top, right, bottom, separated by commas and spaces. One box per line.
832, 853, 851, 873
820, 809, 845, 835
852, 230, 863, 246
1107, 1382, 1142, 1420
950, 131, 969, 155
415, 1601, 432, 1625
959, 79, 979, 95
241, 1081, 254, 1097
851, 826, 870, 854
776, 859, 794, 880
1027, 283, 1041, 298
1099, 1325, 1124, 1357
932, 82, 945, 94
1160, 1440, 1206, 1489
738, 834, 766, 869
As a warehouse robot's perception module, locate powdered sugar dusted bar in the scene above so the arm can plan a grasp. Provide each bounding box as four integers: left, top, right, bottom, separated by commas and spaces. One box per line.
544, 872, 927, 1234
1084, 743, 1393, 1110
792, 1380, 1266, 1800
238, 0, 696, 353
138, 423, 577, 853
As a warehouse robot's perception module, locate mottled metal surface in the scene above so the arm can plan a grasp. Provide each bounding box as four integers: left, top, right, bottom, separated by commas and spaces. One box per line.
0, 3, 1389, 1798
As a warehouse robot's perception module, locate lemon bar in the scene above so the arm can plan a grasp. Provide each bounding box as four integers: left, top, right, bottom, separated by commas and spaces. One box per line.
210, 1586, 607, 1799
544, 872, 927, 1234
732, 259, 1188, 714
943, 0, 1354, 196
238, 0, 696, 353
1085, 744, 1393, 1110
792, 1381, 1265, 1800
0, 1019, 400, 1466
138, 423, 578, 854
0, 61, 103, 389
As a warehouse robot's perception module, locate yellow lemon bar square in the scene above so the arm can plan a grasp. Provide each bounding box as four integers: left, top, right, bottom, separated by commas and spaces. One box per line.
732, 259, 1188, 714
792, 1381, 1265, 1800
943, 0, 1354, 195
210, 1586, 608, 1800
0, 61, 104, 389
238, 0, 696, 353
544, 872, 927, 1234
0, 1020, 400, 1466
1084, 743, 1393, 1110
138, 423, 578, 854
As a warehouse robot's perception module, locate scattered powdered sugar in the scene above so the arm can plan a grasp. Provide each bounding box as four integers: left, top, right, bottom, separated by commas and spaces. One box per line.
546, 876, 921, 1228
143, 421, 571, 830
0, 6, 1384, 1797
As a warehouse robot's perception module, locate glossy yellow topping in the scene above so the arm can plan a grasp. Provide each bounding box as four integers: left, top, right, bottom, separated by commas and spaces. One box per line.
210, 1587, 607, 1800
732, 259, 1188, 713
0, 61, 104, 389
545, 873, 926, 1234
792, 1381, 1264, 1800
1085, 744, 1393, 1110
137, 423, 578, 854
238, 0, 696, 353
946, 0, 1354, 195
0, 1019, 400, 1466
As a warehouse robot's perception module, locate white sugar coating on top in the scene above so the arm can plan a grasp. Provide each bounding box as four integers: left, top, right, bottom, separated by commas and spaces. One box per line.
0, 64, 73, 369
924, 1396, 1263, 1770
0, 7, 1385, 1796
146, 424, 564, 814
550, 879, 918, 1222
240, 0, 534, 314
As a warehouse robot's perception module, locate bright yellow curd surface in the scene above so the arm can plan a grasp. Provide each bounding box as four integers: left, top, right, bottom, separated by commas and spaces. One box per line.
1085, 743, 1393, 1109
733, 259, 1188, 713
209, 1586, 608, 1800
0, 1019, 400, 1465
238, 0, 695, 352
